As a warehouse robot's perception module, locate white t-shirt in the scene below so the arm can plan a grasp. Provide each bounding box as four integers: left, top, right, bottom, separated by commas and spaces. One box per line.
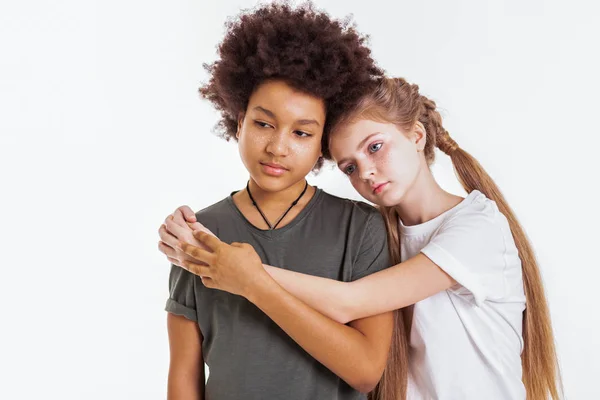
403, 190, 526, 400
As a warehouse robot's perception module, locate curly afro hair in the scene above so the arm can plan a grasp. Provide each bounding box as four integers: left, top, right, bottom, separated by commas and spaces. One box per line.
200, 1, 384, 153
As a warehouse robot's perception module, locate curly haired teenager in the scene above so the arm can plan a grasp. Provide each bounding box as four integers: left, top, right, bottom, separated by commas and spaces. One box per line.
164, 78, 562, 400
157, 3, 407, 400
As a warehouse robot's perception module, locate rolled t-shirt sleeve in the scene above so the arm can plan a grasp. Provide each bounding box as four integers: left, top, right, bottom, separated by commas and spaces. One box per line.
165, 264, 198, 322
420, 202, 511, 306
351, 212, 392, 281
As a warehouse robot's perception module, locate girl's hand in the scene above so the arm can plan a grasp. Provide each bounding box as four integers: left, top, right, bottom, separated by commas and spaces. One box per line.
179, 231, 269, 298
157, 207, 215, 267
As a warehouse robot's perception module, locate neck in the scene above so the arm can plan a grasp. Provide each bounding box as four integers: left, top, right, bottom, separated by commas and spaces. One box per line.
394, 162, 463, 226
246, 178, 311, 208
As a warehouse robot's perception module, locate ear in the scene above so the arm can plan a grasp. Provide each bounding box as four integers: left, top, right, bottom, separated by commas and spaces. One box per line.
236, 113, 245, 140
413, 121, 427, 152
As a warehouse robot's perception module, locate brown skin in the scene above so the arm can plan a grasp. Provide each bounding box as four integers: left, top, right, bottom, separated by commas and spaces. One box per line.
164, 220, 207, 400
233, 79, 325, 229
162, 79, 393, 393
167, 313, 204, 400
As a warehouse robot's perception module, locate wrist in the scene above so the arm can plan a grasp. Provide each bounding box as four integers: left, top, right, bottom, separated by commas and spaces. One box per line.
245, 270, 278, 305
263, 264, 275, 277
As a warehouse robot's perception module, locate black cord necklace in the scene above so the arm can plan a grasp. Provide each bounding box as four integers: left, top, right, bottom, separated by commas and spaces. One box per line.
246, 180, 309, 230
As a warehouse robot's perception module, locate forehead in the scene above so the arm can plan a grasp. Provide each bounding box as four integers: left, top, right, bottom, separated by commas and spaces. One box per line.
329, 119, 387, 157
247, 80, 326, 123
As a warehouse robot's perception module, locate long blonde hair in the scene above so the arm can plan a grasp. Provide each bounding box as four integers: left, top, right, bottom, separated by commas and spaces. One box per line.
332, 77, 562, 400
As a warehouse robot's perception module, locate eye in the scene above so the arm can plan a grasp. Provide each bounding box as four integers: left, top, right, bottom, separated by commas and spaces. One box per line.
294, 131, 312, 138
369, 142, 383, 153
254, 120, 273, 129
343, 164, 356, 175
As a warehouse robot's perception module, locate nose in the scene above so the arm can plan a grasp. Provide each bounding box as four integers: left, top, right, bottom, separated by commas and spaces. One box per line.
265, 130, 289, 157
358, 159, 376, 182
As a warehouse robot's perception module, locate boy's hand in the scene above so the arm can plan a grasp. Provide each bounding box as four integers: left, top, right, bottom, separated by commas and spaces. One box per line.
178, 231, 268, 298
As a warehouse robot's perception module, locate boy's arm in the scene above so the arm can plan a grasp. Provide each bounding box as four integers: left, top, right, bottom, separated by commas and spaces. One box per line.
178, 233, 393, 393
164, 250, 205, 400
163, 207, 393, 392
247, 275, 393, 393
167, 313, 204, 400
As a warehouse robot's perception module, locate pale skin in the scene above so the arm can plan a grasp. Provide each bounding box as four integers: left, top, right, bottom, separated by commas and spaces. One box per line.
161, 119, 462, 329
163, 79, 394, 395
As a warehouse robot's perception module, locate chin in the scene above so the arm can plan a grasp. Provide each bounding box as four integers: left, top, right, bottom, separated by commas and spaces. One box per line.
382, 189, 406, 207
251, 171, 299, 192
367, 187, 405, 208
364, 195, 395, 207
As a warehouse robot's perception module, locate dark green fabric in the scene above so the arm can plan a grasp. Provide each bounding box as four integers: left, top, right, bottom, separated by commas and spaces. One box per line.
165, 188, 391, 400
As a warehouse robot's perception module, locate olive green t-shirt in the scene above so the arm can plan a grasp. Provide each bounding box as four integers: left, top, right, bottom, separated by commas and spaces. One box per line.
165, 188, 391, 400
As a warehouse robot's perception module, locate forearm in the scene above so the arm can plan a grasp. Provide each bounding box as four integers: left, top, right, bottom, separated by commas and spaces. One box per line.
166, 313, 205, 400
167, 367, 204, 400
264, 265, 358, 324
265, 254, 455, 323
247, 274, 387, 392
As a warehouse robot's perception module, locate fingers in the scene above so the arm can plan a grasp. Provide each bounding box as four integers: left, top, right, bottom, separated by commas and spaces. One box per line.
193, 230, 222, 250
172, 209, 188, 228
158, 241, 177, 259
178, 205, 196, 223
231, 242, 252, 251
188, 221, 218, 238
179, 259, 215, 289
186, 221, 201, 231
180, 242, 215, 264
159, 224, 179, 249
165, 215, 190, 241
167, 256, 180, 266
181, 259, 211, 278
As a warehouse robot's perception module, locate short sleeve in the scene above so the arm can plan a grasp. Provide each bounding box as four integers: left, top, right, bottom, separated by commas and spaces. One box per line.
420, 201, 512, 306
351, 212, 392, 281
165, 264, 198, 322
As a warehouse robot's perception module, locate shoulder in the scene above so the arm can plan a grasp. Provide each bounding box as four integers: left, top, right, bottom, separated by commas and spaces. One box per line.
195, 196, 231, 218
319, 190, 383, 225
194, 196, 234, 232
432, 190, 515, 259
441, 191, 506, 233
423, 191, 522, 303
318, 191, 388, 249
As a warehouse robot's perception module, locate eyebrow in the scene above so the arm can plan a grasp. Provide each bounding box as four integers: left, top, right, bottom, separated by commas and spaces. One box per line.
253, 106, 321, 127
336, 132, 382, 167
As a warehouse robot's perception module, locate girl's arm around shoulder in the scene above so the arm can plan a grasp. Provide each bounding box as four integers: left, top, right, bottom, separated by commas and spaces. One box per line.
265, 253, 456, 323
267, 203, 510, 321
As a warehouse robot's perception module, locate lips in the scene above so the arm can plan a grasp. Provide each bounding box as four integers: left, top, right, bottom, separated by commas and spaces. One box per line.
260, 161, 289, 177
261, 162, 288, 170
372, 182, 389, 194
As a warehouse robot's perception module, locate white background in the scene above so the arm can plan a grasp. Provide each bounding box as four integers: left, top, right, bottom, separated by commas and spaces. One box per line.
1, 0, 599, 398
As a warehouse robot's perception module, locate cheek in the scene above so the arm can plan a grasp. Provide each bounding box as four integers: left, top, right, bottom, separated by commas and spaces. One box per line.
350, 176, 366, 192
289, 139, 321, 160
240, 129, 267, 151
373, 146, 395, 173
389, 147, 421, 182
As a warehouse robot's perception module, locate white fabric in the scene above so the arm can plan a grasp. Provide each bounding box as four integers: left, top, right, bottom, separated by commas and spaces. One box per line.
402, 190, 526, 400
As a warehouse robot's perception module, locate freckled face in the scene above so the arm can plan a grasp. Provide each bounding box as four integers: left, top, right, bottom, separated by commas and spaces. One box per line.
237, 80, 325, 192
329, 119, 422, 206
